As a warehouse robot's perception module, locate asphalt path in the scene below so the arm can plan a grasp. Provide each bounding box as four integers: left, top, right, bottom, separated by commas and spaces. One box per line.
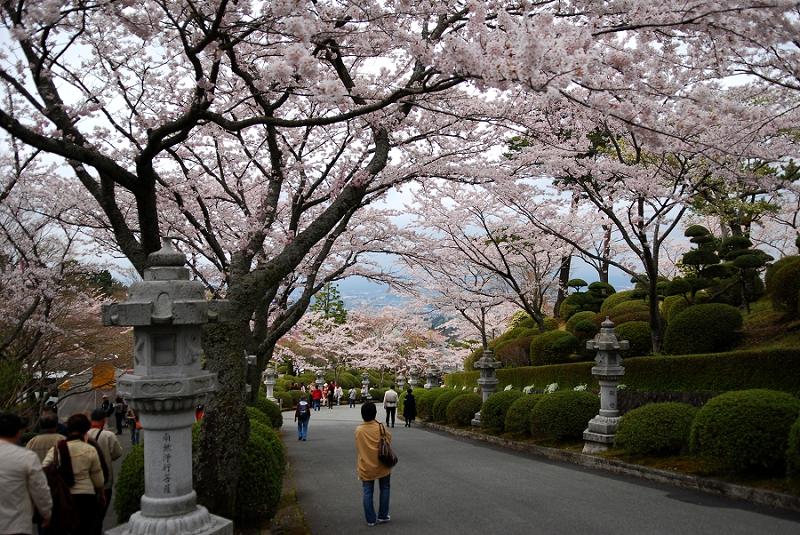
284, 404, 800, 535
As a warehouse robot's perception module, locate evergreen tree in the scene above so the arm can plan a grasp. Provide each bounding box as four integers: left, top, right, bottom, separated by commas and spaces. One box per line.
310, 283, 348, 324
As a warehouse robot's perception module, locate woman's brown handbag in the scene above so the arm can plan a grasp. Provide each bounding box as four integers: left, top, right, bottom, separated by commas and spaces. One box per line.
42, 441, 79, 532
378, 423, 398, 467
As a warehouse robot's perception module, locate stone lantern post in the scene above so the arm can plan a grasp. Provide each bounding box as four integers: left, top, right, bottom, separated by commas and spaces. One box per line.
583, 318, 629, 454
471, 348, 501, 427
263, 363, 278, 403
103, 240, 232, 535
408, 373, 418, 389
396, 373, 406, 391
424, 365, 439, 390
361, 372, 370, 390
315, 370, 325, 388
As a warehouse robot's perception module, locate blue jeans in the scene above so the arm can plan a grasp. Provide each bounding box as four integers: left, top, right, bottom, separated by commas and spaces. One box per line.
297, 418, 309, 440
362, 475, 390, 524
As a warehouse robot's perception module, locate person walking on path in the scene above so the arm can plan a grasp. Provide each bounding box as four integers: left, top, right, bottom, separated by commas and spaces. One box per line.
0, 411, 52, 535
355, 402, 392, 526
113, 396, 126, 435
125, 406, 141, 445
43, 413, 105, 535
335, 384, 343, 407
348, 387, 357, 408
383, 385, 398, 428
295, 395, 311, 441
89, 409, 123, 526
402, 388, 417, 427
311, 385, 322, 411
26, 412, 65, 462
327, 385, 336, 409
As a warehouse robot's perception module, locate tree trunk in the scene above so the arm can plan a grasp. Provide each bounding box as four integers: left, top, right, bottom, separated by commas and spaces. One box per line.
195, 320, 249, 519
646, 271, 663, 354
600, 224, 612, 284
553, 255, 572, 318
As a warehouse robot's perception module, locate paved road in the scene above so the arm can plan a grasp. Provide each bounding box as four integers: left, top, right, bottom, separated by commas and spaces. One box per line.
284, 405, 800, 535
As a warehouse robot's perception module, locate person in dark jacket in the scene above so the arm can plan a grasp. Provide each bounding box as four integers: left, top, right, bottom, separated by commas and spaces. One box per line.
402, 388, 417, 427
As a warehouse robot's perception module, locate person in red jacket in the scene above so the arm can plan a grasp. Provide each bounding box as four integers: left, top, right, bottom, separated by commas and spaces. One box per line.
310, 385, 323, 411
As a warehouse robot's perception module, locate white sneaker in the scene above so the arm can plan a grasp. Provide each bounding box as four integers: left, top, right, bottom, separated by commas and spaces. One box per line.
377, 516, 391, 524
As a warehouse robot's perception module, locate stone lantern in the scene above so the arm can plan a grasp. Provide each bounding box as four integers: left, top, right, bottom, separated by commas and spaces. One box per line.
396, 372, 406, 391
424, 365, 439, 390
315, 369, 325, 388
471, 348, 501, 426
408, 373, 418, 389
263, 362, 278, 403
583, 317, 629, 454
103, 240, 232, 535
361, 372, 370, 390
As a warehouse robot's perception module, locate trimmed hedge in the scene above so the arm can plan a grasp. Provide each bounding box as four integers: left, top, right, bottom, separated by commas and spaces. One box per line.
416, 388, 445, 420
530, 391, 599, 440
614, 321, 651, 357
251, 397, 283, 428
446, 393, 483, 426
495, 335, 535, 368
235, 430, 284, 524
530, 331, 579, 366
769, 257, 800, 316
662, 295, 691, 324
250, 419, 286, 468
480, 390, 524, 432
246, 406, 271, 429
690, 389, 800, 475
600, 290, 638, 314
566, 311, 598, 335
504, 395, 543, 436
615, 402, 697, 456
432, 389, 464, 422
663, 303, 742, 355
787, 416, 800, 477
115, 445, 145, 523
765, 255, 800, 295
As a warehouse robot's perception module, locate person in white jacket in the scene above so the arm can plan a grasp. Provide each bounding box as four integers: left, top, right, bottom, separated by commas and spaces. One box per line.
382, 386, 399, 428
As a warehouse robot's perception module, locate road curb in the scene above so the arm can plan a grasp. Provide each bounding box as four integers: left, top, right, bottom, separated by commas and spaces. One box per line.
418, 420, 800, 514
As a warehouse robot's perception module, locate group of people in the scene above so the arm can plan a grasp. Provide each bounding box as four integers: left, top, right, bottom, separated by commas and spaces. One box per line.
0, 405, 124, 535
100, 394, 142, 445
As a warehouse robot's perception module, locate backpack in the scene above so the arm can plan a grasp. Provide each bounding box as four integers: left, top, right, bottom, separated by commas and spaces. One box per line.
297, 401, 310, 418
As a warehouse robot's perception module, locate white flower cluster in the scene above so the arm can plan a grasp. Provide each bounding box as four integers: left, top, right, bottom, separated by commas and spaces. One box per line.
504, 384, 513, 391
522, 385, 535, 394
544, 383, 559, 394
617, 384, 627, 390
573, 384, 588, 392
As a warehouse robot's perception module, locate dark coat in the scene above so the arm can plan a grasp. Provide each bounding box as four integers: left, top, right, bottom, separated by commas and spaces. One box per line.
403, 393, 417, 420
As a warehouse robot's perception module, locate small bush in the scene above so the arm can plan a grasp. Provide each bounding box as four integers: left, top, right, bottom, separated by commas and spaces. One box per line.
662, 295, 691, 324
251, 397, 283, 429
530, 330, 579, 366
369, 388, 387, 401
247, 406, 271, 429
765, 255, 800, 295
432, 389, 464, 422
530, 390, 599, 440
663, 303, 742, 355
566, 311, 598, 335
416, 388, 445, 420
690, 389, 800, 475
446, 393, 483, 426
495, 335, 534, 368
235, 431, 283, 525
787, 416, 800, 477
115, 445, 145, 523
614, 321, 651, 357
615, 403, 697, 456
572, 320, 599, 345
600, 290, 638, 314
277, 391, 295, 409
480, 390, 524, 432
769, 257, 800, 316
604, 300, 649, 325
250, 419, 286, 468
504, 395, 543, 436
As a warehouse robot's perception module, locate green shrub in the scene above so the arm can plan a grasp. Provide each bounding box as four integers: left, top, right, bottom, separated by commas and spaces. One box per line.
690, 389, 800, 474
416, 388, 445, 420
432, 389, 464, 422
277, 391, 295, 409
662, 295, 691, 324
769, 257, 800, 316
115, 445, 145, 523
399, 388, 426, 415
663, 303, 742, 355
504, 395, 543, 436
765, 255, 800, 295
541, 317, 559, 331
600, 290, 638, 314
495, 335, 534, 368
369, 388, 387, 401
557, 293, 584, 320
250, 419, 286, 468
614, 321, 651, 357
615, 403, 697, 456
251, 397, 283, 428
446, 393, 483, 426
508, 310, 537, 329
480, 390, 524, 432
235, 431, 283, 525
530, 330, 579, 366
246, 405, 271, 429
336, 372, 360, 389
530, 391, 599, 440
566, 311, 598, 335
604, 300, 649, 324
787, 416, 800, 477
572, 320, 599, 345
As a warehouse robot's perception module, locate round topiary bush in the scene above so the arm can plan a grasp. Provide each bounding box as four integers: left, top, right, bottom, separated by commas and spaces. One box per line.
566, 311, 598, 335
115, 445, 144, 523
530, 390, 599, 440
246, 405, 271, 429
235, 430, 284, 525
369, 388, 387, 401
615, 402, 697, 456
787, 416, 800, 477
251, 397, 283, 429
604, 300, 649, 325
614, 321, 652, 357
250, 419, 286, 468
277, 391, 295, 409
690, 389, 800, 475
432, 389, 464, 422
600, 290, 637, 314
662, 303, 743, 355
765, 255, 800, 295
572, 320, 599, 344
662, 295, 691, 324
769, 257, 800, 316
446, 393, 483, 426
504, 395, 543, 436
494, 335, 535, 368
480, 390, 524, 432
416, 388, 445, 420
530, 330, 579, 366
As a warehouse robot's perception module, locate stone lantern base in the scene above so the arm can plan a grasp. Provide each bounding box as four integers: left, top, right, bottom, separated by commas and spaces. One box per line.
582, 415, 622, 453
106, 504, 233, 535
470, 412, 482, 427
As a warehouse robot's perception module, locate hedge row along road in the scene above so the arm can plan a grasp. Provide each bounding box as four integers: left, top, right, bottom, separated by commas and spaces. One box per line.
284, 405, 800, 534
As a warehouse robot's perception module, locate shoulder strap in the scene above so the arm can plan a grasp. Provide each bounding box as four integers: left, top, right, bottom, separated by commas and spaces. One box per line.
95, 429, 102, 441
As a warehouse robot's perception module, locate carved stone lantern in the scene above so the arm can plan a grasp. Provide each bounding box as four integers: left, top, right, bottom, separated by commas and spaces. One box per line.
104, 240, 232, 535
424, 365, 440, 390
407, 373, 418, 389
361, 372, 370, 390
583, 317, 629, 454
396, 372, 406, 391
315, 369, 325, 388
471, 348, 501, 427
263, 362, 278, 403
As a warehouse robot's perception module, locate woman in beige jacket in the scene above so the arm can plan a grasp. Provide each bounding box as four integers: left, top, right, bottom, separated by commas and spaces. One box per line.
354, 402, 392, 526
